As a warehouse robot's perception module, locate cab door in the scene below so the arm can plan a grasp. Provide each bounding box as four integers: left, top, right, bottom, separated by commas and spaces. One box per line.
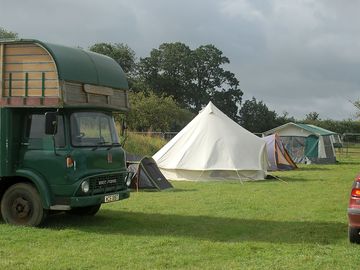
18, 113, 69, 186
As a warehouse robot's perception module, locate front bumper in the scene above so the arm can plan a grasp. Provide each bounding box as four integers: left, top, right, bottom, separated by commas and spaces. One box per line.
71, 189, 130, 207
50, 189, 130, 210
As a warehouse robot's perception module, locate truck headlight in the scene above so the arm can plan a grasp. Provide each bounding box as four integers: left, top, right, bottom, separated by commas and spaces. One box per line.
125, 173, 133, 187
81, 181, 90, 193
125, 176, 131, 187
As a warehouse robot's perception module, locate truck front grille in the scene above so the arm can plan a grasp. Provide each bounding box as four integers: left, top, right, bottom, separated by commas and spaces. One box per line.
87, 172, 128, 195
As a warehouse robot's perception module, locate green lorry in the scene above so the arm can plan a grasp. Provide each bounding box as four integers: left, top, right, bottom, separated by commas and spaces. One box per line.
0, 39, 131, 226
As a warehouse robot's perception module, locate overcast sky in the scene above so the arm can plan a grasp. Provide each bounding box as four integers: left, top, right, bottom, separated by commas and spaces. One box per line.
1, 0, 359, 120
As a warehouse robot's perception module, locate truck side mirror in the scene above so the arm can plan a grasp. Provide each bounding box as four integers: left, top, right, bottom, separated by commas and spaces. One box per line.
45, 112, 58, 135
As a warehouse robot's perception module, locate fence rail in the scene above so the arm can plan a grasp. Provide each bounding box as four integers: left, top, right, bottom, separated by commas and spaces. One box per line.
127, 131, 360, 147
128, 131, 178, 141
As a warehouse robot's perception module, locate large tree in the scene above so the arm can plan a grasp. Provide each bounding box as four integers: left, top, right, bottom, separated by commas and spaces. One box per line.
127, 91, 193, 132
239, 97, 278, 133
89, 42, 136, 75
0, 27, 18, 39
137, 42, 193, 106
138, 42, 242, 120
189, 45, 242, 120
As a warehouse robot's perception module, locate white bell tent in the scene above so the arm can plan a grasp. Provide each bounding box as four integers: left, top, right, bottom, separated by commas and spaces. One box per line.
153, 102, 268, 181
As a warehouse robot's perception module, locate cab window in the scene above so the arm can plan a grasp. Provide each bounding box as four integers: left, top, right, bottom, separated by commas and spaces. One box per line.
25, 114, 65, 149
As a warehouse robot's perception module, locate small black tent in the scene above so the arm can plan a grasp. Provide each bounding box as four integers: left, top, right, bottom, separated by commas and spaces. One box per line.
127, 157, 173, 191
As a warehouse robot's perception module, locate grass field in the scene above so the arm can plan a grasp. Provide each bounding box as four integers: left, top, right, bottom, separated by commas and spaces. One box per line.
1, 148, 360, 269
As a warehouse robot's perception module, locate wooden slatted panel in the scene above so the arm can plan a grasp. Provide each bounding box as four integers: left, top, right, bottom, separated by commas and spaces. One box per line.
5, 63, 56, 72
4, 89, 59, 97
5, 54, 52, 63
5, 45, 47, 56
88, 93, 107, 104
3, 44, 60, 98
3, 79, 58, 89
4, 72, 58, 80
4, 88, 60, 97
63, 82, 86, 103
111, 90, 128, 109
0, 44, 4, 97
63, 82, 129, 111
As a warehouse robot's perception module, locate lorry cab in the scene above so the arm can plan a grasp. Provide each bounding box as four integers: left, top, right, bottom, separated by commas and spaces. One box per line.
0, 39, 131, 226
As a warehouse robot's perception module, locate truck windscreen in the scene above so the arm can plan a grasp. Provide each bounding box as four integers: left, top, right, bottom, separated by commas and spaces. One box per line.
70, 112, 119, 147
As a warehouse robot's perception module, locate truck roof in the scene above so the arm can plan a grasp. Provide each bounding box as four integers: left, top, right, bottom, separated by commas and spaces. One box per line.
0, 39, 128, 90
0, 39, 130, 111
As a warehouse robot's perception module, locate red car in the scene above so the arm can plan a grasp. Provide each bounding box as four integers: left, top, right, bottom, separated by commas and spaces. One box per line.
348, 173, 360, 243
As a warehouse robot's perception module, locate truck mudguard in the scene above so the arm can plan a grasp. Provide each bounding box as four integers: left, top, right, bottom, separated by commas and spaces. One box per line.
15, 169, 53, 209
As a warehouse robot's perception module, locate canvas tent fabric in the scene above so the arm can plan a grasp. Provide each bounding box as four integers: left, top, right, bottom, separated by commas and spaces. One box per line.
126, 152, 142, 164
263, 122, 337, 164
306, 125, 343, 148
127, 157, 173, 191
153, 102, 268, 181
262, 134, 297, 171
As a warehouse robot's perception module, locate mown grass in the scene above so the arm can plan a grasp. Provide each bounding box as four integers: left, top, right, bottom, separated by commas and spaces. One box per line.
0, 149, 360, 269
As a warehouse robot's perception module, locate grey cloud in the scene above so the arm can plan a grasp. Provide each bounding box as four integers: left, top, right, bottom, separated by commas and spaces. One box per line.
0, 0, 358, 119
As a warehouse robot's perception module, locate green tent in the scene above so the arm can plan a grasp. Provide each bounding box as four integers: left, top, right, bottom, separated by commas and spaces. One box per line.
263, 123, 337, 164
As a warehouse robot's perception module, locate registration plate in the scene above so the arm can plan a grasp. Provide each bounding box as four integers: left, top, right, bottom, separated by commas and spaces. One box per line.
104, 194, 120, 203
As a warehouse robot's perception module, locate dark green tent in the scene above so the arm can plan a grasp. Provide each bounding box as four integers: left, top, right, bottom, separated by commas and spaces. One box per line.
127, 157, 173, 191
263, 122, 338, 164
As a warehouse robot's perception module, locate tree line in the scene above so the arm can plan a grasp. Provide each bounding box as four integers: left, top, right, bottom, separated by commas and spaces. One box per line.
90, 42, 242, 121
89, 42, 300, 132
89, 42, 360, 134
1, 27, 359, 134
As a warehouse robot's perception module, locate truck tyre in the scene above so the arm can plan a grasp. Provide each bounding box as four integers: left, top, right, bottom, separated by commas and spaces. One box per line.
349, 226, 360, 244
1, 183, 47, 226
68, 204, 101, 216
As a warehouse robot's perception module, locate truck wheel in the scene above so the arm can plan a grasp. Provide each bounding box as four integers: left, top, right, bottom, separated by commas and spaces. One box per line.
349, 226, 360, 244
1, 183, 47, 226
68, 204, 101, 216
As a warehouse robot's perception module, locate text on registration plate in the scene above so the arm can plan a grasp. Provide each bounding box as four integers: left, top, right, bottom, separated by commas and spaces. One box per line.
104, 194, 120, 203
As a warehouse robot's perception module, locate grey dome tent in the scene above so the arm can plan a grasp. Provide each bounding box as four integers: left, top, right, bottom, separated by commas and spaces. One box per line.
127, 157, 173, 191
